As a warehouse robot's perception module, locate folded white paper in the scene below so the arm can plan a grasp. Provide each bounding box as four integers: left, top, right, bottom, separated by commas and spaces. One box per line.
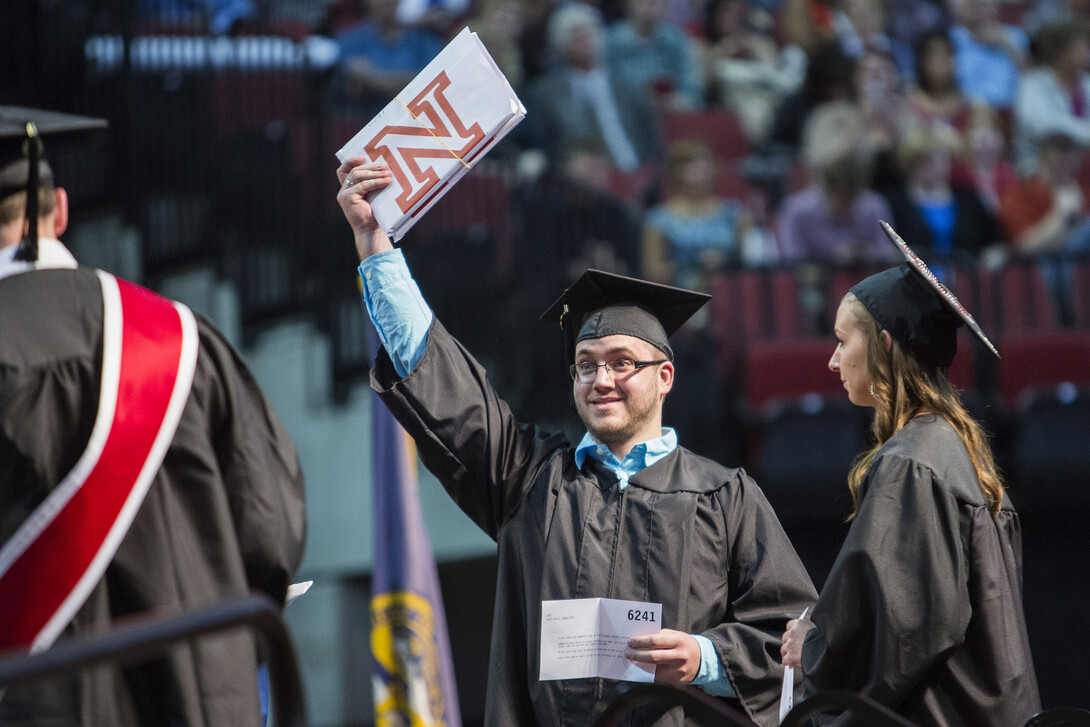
539, 597, 662, 683
336, 26, 526, 242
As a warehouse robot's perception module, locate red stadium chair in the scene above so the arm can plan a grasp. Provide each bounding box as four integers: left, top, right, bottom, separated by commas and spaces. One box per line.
993, 261, 1060, 334
743, 336, 845, 412
996, 330, 1090, 406
661, 108, 749, 164
1071, 257, 1090, 329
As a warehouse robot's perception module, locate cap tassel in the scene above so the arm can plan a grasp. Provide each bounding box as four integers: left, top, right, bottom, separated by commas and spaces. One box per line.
13, 122, 40, 263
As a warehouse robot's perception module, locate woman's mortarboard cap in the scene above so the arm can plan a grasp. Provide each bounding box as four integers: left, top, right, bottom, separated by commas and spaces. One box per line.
849, 221, 999, 368
0, 106, 108, 262
540, 269, 711, 361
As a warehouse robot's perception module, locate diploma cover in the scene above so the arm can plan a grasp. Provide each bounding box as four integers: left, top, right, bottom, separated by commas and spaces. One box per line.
337, 26, 526, 242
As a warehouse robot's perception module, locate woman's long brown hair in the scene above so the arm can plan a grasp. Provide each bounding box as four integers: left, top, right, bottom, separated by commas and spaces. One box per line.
843, 293, 1005, 517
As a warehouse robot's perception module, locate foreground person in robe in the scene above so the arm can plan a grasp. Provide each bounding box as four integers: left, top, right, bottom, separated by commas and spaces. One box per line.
0, 108, 306, 725
338, 158, 817, 726
780, 222, 1041, 726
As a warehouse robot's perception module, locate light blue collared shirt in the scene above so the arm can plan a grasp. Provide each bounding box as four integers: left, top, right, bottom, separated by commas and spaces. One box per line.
358, 251, 735, 698
574, 429, 677, 490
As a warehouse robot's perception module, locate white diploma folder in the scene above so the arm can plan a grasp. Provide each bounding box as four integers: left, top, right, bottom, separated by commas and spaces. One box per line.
335, 26, 526, 242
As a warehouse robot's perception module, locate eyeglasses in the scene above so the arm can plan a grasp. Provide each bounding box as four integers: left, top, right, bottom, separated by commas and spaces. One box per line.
569, 358, 668, 383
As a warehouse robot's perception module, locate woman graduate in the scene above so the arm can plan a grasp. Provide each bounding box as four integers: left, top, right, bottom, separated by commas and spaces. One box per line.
780, 221, 1042, 725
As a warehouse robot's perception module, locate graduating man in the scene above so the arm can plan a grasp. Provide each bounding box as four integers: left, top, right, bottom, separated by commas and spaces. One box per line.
337, 158, 816, 726
0, 107, 306, 725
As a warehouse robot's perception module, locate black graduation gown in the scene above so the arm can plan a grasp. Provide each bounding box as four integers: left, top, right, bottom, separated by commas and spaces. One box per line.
372, 320, 817, 727
801, 414, 1041, 726
0, 266, 306, 726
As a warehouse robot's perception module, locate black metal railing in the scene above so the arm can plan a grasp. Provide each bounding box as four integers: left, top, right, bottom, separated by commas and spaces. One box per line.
593, 683, 759, 727
780, 690, 919, 727
0, 594, 307, 727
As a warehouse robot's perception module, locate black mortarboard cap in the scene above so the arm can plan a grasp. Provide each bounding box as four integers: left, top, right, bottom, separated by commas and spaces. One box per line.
849, 221, 999, 368
0, 106, 108, 262
540, 269, 711, 361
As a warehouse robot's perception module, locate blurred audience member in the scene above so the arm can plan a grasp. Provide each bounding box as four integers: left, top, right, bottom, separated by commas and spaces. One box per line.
887, 0, 949, 57
999, 130, 1090, 320
882, 122, 1002, 266
320, 0, 365, 34
606, 0, 704, 109
855, 47, 911, 190
1022, 0, 1090, 36
515, 2, 557, 84
948, 0, 1028, 111
521, 3, 660, 172
335, 0, 444, 113
395, 0, 470, 33
999, 130, 1090, 256
908, 30, 973, 131
510, 145, 643, 425
515, 145, 643, 293
1013, 20, 1090, 174
833, 0, 913, 75
781, 0, 838, 55
138, 0, 256, 34
776, 101, 896, 264
768, 40, 856, 153
641, 139, 751, 290
702, 0, 806, 143
472, 0, 527, 90
952, 104, 1019, 213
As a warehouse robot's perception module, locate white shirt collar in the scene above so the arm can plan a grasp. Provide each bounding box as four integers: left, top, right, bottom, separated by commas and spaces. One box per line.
0, 238, 78, 282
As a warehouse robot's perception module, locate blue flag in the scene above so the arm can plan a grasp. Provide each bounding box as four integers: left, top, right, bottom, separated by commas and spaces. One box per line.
370, 328, 462, 727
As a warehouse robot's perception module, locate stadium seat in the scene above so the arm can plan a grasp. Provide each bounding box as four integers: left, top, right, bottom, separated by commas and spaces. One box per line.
996, 330, 1090, 406
826, 264, 886, 330
741, 337, 864, 585
997, 331, 1090, 514
993, 260, 1061, 334
755, 397, 865, 588
1070, 256, 1090, 329
661, 108, 749, 164
947, 330, 976, 391
1009, 384, 1090, 512
708, 270, 768, 385
742, 336, 845, 411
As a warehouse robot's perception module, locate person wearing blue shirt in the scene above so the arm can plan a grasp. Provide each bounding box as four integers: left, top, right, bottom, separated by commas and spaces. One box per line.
948, 0, 1028, 110
335, 0, 444, 112
338, 158, 816, 726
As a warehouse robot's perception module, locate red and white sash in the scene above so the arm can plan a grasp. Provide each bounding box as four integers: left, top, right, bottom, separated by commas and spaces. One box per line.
0, 271, 198, 654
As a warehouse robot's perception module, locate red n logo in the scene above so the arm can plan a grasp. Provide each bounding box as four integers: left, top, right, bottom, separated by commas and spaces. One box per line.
365, 72, 487, 213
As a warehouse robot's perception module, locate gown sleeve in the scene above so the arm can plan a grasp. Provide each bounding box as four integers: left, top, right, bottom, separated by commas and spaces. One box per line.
705, 470, 819, 725
371, 319, 565, 541
197, 315, 307, 605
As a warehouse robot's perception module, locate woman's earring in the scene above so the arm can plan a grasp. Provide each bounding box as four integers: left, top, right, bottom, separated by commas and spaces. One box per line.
870, 383, 877, 399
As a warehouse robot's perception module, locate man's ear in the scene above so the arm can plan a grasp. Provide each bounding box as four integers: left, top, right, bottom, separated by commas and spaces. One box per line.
658, 360, 674, 396
53, 187, 69, 237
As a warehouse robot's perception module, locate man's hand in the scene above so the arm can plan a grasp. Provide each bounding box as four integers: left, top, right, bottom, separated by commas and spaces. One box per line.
626, 629, 701, 684
336, 157, 395, 260
780, 618, 814, 669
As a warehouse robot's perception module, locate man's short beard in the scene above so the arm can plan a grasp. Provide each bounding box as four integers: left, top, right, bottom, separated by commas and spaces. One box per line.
575, 384, 661, 448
